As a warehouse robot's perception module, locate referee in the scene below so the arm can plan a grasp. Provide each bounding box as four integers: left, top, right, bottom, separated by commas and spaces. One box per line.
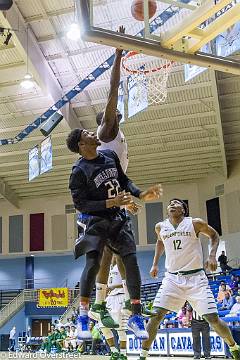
191, 310, 211, 359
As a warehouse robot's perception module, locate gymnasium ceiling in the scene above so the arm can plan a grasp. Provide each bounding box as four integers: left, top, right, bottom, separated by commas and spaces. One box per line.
0, 0, 239, 207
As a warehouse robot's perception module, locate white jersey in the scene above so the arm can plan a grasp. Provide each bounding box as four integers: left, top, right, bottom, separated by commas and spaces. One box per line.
97, 127, 128, 173
107, 264, 122, 288
158, 217, 203, 273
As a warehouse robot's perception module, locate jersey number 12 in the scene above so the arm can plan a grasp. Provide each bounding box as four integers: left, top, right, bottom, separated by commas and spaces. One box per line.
173, 239, 182, 250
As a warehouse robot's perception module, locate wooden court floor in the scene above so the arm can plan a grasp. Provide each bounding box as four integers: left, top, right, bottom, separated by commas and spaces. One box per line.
0, 354, 224, 359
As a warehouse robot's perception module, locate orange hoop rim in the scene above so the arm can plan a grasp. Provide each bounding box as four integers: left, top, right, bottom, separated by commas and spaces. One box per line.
122, 51, 174, 75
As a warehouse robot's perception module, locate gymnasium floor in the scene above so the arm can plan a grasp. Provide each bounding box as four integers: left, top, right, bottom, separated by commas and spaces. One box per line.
0, 356, 223, 360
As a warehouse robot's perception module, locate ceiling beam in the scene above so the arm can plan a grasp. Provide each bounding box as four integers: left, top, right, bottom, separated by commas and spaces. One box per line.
0, 178, 19, 208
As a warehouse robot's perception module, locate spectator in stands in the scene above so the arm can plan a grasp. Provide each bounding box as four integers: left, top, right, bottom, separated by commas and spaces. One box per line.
89, 321, 103, 355
68, 325, 78, 352
177, 303, 192, 328
229, 296, 240, 316
218, 280, 231, 292
219, 292, 235, 311
218, 251, 232, 274
54, 319, 63, 330
56, 326, 67, 352
8, 326, 16, 352
217, 283, 232, 303
230, 275, 239, 294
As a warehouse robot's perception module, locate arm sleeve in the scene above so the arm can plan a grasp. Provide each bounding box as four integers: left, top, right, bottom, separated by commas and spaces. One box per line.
69, 168, 107, 213
112, 151, 142, 198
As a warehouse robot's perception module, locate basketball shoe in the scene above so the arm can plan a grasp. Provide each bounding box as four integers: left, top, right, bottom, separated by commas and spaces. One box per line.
76, 315, 92, 340
127, 314, 149, 339
230, 344, 240, 359
89, 301, 119, 328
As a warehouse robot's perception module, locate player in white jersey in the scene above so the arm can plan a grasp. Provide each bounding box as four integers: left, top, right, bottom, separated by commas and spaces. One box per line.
138, 199, 240, 360
99, 256, 128, 360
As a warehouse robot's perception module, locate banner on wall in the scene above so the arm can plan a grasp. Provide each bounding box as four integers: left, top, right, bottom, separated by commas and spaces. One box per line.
38, 288, 69, 307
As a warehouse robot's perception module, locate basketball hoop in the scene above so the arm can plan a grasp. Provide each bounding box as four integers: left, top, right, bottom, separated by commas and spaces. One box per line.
122, 51, 173, 104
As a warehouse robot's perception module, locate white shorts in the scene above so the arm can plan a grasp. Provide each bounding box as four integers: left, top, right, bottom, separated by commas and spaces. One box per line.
153, 271, 217, 316
100, 289, 127, 330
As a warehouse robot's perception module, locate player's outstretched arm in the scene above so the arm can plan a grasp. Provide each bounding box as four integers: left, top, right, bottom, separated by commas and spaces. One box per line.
193, 218, 219, 272
98, 26, 125, 142
150, 224, 165, 278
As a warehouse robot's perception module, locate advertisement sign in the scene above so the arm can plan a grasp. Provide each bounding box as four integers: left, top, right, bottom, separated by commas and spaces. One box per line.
38, 288, 69, 307
127, 333, 168, 355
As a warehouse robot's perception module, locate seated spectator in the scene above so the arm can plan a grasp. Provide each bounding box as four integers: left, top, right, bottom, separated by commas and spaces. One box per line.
56, 326, 67, 351
229, 275, 239, 294
218, 251, 232, 274
219, 292, 235, 311
54, 319, 63, 330
64, 326, 71, 351
68, 325, 78, 352
177, 303, 192, 328
218, 280, 231, 292
229, 296, 240, 316
217, 283, 232, 303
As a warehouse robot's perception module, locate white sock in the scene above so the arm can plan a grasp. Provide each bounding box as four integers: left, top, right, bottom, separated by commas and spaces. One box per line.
229, 343, 239, 351
95, 283, 107, 304
140, 349, 148, 358
122, 280, 130, 301
110, 346, 118, 353
120, 348, 127, 356
79, 302, 89, 316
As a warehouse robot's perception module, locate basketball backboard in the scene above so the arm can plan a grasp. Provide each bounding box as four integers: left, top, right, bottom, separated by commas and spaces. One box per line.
77, 0, 240, 75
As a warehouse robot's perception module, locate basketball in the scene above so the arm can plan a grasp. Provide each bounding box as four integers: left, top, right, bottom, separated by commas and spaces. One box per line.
131, 0, 157, 21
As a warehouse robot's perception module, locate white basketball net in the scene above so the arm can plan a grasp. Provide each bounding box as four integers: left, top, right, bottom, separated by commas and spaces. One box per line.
122, 51, 173, 105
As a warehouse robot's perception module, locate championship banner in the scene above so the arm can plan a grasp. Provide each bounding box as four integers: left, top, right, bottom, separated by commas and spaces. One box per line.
38, 288, 69, 307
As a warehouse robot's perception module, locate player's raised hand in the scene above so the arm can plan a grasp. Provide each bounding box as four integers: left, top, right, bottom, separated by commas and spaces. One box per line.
116, 26, 125, 53
118, 25, 125, 34
205, 255, 217, 272
150, 265, 158, 278
139, 184, 163, 202
127, 202, 142, 215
